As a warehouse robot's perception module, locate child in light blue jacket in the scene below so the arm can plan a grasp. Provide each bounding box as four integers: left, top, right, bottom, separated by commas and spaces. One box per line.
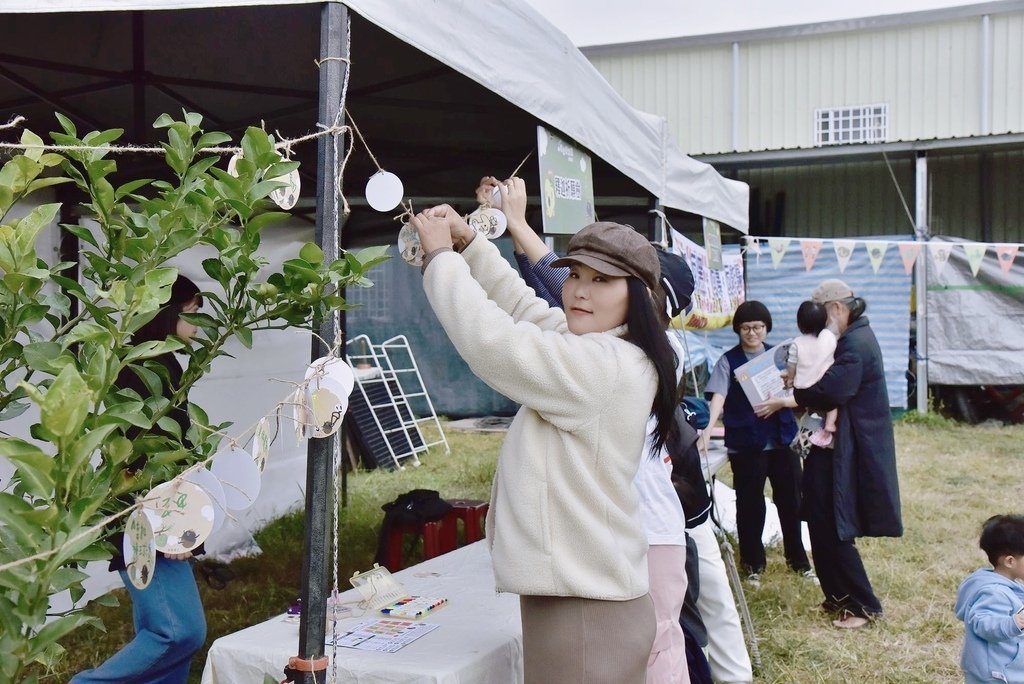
954, 515, 1024, 684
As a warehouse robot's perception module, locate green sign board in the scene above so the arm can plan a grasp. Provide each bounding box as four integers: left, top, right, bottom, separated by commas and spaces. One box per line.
537, 125, 596, 235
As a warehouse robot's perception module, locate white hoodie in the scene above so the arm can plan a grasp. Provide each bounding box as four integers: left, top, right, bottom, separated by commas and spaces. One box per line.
423, 237, 655, 600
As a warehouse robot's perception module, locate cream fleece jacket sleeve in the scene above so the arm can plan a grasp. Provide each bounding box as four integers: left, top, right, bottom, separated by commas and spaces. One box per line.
423, 241, 644, 433
459, 235, 567, 332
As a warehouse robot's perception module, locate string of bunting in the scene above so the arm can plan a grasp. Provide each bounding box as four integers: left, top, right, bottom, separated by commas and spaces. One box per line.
744, 235, 1023, 277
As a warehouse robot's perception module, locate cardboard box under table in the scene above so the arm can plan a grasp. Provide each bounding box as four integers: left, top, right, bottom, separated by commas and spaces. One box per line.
201, 541, 523, 684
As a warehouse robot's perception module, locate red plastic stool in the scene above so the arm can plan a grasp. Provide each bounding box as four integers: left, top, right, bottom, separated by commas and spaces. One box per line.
382, 519, 452, 572
442, 499, 489, 549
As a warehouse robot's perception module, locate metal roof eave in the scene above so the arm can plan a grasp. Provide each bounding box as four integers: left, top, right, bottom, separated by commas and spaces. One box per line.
693, 132, 1024, 170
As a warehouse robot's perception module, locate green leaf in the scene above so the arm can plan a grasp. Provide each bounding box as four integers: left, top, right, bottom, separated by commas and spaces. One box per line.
245, 211, 290, 234
64, 321, 114, 347
123, 339, 184, 364
152, 113, 175, 129
22, 341, 71, 375
0, 491, 40, 544
62, 424, 119, 490
114, 178, 152, 201
59, 224, 99, 249
29, 613, 100, 661
13, 202, 60, 256
235, 326, 253, 349
196, 131, 231, 149
299, 242, 324, 266
39, 364, 92, 440
0, 438, 54, 498
82, 128, 124, 148
353, 245, 392, 270
20, 129, 45, 162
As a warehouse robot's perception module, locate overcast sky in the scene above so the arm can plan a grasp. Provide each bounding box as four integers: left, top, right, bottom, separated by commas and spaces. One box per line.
521, 0, 985, 46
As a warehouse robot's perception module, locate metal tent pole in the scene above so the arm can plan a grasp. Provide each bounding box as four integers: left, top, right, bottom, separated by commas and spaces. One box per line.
914, 154, 929, 414
295, 3, 347, 682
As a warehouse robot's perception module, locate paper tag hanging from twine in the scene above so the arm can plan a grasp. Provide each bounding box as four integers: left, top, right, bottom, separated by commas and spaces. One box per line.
398, 222, 423, 267
365, 170, 404, 212
123, 508, 157, 590
467, 207, 507, 239
142, 480, 214, 555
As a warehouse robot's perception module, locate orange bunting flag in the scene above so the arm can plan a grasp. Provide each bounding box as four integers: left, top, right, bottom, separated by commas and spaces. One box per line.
995, 244, 1019, 274
898, 243, 921, 275
768, 237, 791, 268
832, 239, 856, 273
800, 239, 823, 271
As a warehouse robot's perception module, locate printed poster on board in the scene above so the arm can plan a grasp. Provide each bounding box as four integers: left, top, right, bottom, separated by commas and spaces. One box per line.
669, 229, 745, 331
537, 125, 596, 235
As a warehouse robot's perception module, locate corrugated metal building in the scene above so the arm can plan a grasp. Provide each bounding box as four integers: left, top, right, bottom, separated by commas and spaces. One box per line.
584, 2, 1024, 242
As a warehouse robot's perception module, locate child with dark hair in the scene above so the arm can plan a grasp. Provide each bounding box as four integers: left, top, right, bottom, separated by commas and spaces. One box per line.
954, 514, 1024, 684
786, 300, 839, 449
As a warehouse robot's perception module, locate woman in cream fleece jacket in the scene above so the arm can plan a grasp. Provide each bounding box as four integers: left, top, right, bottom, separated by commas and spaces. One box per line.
412, 192, 678, 684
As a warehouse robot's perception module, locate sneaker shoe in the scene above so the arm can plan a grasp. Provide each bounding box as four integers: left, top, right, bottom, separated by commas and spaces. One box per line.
802, 569, 820, 586
745, 572, 762, 589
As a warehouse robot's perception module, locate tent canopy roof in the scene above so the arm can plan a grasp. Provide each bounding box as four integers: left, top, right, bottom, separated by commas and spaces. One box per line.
0, 0, 748, 238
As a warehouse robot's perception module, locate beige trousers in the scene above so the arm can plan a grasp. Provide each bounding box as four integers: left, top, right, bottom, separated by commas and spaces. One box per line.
520, 593, 656, 684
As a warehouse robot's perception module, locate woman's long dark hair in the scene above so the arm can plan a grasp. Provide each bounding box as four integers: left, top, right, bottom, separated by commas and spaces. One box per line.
625, 277, 677, 453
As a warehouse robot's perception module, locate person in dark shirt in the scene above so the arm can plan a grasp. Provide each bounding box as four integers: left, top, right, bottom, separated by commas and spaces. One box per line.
72, 275, 207, 684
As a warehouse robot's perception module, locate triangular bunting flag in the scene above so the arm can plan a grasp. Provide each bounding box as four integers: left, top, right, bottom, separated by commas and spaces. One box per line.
995, 244, 1019, 274
745, 236, 762, 257
898, 243, 921, 275
865, 241, 888, 274
962, 243, 987, 277
800, 239, 823, 271
832, 239, 856, 273
768, 237, 791, 268
930, 243, 952, 277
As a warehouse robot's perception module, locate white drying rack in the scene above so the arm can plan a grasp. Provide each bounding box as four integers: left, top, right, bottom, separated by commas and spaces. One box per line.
346, 334, 449, 469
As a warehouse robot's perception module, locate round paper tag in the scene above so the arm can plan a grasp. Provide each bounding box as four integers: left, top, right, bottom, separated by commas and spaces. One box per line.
227, 152, 242, 178
305, 356, 355, 439
270, 168, 301, 210
184, 466, 228, 534
211, 446, 262, 511
490, 185, 502, 209
397, 223, 423, 266
467, 207, 507, 239
123, 508, 157, 590
365, 170, 404, 212
292, 389, 311, 442
142, 480, 214, 555
252, 417, 273, 473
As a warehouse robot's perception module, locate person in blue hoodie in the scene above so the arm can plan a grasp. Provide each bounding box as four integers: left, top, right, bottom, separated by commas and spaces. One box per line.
954, 514, 1024, 684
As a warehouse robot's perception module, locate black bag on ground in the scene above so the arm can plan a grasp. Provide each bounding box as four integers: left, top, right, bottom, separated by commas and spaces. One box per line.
374, 489, 453, 566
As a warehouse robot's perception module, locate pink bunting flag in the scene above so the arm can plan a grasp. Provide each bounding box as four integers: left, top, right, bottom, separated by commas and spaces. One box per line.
898, 243, 921, 275
995, 244, 1019, 274
800, 239, 823, 271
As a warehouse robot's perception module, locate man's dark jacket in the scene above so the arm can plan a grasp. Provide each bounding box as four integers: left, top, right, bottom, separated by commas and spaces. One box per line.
794, 316, 903, 541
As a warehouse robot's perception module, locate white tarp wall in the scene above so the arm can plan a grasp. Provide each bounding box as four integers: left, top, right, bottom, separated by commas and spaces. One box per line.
0, 0, 750, 232
744, 237, 913, 408
926, 236, 1024, 385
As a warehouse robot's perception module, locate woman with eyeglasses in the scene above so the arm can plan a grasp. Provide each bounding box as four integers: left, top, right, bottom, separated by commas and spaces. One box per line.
700, 301, 813, 589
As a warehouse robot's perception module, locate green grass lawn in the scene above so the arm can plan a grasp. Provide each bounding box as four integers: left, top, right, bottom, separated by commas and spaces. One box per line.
38, 418, 1024, 683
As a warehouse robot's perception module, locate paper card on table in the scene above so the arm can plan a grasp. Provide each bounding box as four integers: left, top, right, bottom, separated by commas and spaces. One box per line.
327, 619, 439, 653
732, 344, 793, 407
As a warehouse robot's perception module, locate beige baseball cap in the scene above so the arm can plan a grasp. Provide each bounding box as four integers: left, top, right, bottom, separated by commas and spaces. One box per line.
810, 278, 854, 304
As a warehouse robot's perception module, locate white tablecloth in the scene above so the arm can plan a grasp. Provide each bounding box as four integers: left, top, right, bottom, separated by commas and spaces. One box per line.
201, 541, 523, 684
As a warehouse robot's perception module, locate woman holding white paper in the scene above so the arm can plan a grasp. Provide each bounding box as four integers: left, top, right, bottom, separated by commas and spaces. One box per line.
701, 301, 811, 589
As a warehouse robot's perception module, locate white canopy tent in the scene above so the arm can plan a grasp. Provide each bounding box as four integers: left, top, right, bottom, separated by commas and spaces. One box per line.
0, 0, 749, 232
